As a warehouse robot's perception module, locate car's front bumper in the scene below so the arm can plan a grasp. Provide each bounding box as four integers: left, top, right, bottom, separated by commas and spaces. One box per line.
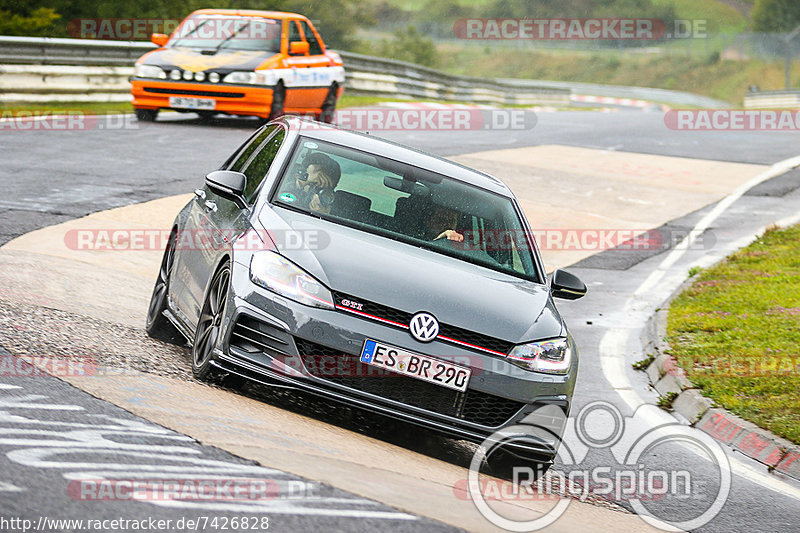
131, 78, 275, 118
212, 259, 576, 460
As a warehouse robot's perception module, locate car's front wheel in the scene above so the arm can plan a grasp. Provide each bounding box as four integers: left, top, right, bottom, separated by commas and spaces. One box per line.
145, 231, 183, 344
135, 108, 158, 122
319, 83, 338, 123
268, 82, 285, 121
192, 261, 231, 381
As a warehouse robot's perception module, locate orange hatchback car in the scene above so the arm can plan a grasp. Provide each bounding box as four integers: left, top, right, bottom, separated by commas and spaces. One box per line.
131, 9, 345, 122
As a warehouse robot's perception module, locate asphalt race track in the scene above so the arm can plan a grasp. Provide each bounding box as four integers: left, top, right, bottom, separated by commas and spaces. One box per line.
1, 108, 800, 532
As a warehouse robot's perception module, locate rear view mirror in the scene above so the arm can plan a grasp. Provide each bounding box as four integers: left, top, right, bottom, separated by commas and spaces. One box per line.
290, 41, 309, 55
206, 170, 247, 208
383, 176, 431, 197
550, 269, 587, 300
151, 33, 169, 47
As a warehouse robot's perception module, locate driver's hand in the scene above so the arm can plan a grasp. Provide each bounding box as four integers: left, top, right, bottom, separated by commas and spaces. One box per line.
309, 194, 330, 213
435, 230, 464, 242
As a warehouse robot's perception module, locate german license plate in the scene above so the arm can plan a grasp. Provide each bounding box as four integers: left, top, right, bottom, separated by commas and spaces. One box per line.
169, 97, 215, 110
360, 339, 471, 392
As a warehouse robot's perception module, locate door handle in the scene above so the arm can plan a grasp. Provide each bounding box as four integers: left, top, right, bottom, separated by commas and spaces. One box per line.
204, 201, 217, 212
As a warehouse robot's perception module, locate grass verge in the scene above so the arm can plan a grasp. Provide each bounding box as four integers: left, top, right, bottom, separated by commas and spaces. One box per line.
667, 223, 800, 444
0, 101, 134, 115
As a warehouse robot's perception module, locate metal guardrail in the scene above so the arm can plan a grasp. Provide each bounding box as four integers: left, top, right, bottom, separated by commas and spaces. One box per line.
0, 35, 730, 109
500, 79, 730, 109
744, 90, 800, 109
0, 35, 152, 65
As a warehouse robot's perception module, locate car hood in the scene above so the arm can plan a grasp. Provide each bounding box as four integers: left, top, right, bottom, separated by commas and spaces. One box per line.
258, 207, 564, 344
141, 47, 278, 74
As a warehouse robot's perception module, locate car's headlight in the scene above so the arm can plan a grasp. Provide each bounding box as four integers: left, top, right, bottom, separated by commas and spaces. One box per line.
507, 337, 572, 375
134, 64, 167, 79
222, 70, 277, 85
249, 252, 333, 309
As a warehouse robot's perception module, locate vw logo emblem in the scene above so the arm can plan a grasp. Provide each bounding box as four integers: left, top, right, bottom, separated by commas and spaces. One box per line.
409, 312, 439, 343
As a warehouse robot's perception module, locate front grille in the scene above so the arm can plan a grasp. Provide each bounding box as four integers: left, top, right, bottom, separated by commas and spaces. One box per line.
295, 338, 524, 427
144, 87, 245, 98
332, 292, 514, 355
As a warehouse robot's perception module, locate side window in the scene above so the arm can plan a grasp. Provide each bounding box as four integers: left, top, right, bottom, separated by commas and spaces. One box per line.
241, 128, 286, 203
300, 21, 323, 55
288, 21, 303, 50
227, 125, 278, 173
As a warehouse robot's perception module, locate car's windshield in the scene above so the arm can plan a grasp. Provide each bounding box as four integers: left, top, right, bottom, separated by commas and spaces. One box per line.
169, 15, 282, 53
272, 137, 539, 281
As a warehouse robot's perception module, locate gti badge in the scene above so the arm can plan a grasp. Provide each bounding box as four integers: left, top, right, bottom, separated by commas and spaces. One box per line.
409, 312, 439, 343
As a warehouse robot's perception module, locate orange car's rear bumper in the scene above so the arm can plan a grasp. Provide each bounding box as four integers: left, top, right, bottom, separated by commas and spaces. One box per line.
131, 79, 275, 118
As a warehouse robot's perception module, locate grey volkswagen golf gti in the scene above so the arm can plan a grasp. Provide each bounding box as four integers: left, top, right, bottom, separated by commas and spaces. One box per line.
146, 117, 586, 464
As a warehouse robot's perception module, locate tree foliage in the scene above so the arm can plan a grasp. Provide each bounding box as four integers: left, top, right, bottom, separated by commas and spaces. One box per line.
371, 25, 439, 68
752, 0, 800, 34
0, 0, 366, 49
0, 6, 60, 36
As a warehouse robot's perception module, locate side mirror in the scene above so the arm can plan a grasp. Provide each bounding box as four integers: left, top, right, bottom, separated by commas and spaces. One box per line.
290, 41, 309, 55
205, 170, 247, 209
550, 269, 587, 300
151, 33, 169, 47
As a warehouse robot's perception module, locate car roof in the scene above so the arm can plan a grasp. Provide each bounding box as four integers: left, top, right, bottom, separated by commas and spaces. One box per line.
282, 117, 514, 197
189, 9, 307, 21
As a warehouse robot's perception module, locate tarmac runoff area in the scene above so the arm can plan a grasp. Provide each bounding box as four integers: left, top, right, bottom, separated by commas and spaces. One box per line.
0, 144, 770, 532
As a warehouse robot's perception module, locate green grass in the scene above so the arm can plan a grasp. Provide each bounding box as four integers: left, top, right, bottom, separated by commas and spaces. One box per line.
652, 0, 748, 33
667, 224, 800, 444
437, 43, 800, 105
0, 101, 134, 115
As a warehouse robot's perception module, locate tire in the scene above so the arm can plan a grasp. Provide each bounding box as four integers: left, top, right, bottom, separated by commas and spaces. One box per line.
191, 261, 231, 381
268, 82, 285, 121
145, 231, 183, 344
481, 446, 551, 481
319, 84, 338, 124
135, 108, 158, 122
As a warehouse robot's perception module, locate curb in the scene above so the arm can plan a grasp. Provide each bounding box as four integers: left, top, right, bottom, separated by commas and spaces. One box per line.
641, 288, 800, 482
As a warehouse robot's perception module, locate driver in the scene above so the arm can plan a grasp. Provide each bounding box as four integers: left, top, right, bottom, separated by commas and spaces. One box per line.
424, 205, 464, 242
288, 152, 341, 214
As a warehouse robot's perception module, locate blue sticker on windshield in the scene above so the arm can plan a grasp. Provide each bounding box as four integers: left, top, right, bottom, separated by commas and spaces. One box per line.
279, 192, 296, 203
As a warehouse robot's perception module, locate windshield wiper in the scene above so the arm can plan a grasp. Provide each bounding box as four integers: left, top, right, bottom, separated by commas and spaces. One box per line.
205, 22, 250, 55
170, 20, 208, 47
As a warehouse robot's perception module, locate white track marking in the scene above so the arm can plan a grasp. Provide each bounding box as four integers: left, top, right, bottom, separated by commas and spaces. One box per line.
599, 154, 800, 499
